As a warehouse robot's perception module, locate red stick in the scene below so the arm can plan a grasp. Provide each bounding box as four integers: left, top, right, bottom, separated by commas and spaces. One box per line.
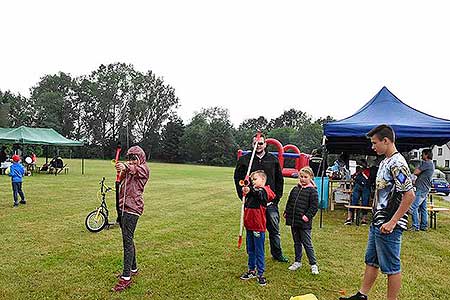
115, 145, 122, 182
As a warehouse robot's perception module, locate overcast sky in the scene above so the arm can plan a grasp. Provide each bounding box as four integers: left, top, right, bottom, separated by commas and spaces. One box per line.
1, 1, 450, 126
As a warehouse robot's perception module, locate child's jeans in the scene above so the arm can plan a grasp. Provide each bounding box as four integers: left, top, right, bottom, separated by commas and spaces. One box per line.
246, 229, 265, 275
291, 227, 317, 265
12, 182, 25, 204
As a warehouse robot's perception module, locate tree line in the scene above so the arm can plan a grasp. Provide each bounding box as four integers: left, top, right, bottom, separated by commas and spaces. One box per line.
0, 63, 334, 166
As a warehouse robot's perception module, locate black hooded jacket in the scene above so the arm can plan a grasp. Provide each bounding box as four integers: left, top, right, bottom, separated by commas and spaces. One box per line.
284, 185, 318, 229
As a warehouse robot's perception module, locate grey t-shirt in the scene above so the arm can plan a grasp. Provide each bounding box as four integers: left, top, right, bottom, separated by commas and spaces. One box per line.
415, 160, 434, 192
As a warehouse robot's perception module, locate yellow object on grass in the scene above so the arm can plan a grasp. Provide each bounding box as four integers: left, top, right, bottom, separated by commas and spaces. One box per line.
5, 166, 10, 175
290, 294, 318, 300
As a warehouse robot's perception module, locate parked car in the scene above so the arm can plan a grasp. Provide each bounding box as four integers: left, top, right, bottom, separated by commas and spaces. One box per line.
431, 178, 450, 195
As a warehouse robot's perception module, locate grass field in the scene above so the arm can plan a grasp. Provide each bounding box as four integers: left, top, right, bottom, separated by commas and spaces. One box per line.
1, 159, 449, 300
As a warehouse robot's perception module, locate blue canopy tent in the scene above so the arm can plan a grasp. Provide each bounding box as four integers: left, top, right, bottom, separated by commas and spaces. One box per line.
316, 87, 450, 228
324, 87, 450, 154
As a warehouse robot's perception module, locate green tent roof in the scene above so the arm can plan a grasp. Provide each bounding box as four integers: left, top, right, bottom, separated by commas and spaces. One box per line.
0, 126, 83, 146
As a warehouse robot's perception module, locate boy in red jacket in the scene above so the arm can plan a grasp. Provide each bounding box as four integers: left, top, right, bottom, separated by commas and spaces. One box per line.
239, 170, 276, 286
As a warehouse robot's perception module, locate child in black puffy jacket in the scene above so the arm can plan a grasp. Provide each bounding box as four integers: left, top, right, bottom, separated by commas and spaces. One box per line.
284, 166, 319, 274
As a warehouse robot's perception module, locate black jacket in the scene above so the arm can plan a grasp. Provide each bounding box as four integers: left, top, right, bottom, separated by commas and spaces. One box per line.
234, 152, 284, 205
284, 185, 318, 229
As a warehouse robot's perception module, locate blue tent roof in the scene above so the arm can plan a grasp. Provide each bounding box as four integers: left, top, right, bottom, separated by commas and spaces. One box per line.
324, 87, 450, 154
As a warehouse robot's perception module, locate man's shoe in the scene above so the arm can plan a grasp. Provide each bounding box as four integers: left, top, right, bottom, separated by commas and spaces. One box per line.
288, 261, 302, 271
111, 278, 132, 292
408, 227, 419, 232
274, 255, 289, 263
339, 291, 368, 300
116, 269, 139, 278
13, 202, 19, 208
20, 200, 26, 204
360, 219, 368, 225
344, 218, 352, 225
240, 270, 257, 280
257, 275, 267, 286
311, 264, 319, 275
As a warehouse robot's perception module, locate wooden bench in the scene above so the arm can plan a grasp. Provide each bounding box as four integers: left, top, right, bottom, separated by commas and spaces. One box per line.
427, 207, 450, 229
345, 205, 372, 225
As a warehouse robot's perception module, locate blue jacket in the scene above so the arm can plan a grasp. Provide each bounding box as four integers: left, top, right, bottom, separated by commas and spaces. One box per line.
9, 162, 25, 183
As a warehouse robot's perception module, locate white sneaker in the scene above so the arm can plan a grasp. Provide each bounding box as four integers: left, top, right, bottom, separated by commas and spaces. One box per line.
288, 262, 302, 271
311, 264, 319, 275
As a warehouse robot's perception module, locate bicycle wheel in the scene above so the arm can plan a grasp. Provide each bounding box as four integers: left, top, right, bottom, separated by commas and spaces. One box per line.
85, 210, 108, 232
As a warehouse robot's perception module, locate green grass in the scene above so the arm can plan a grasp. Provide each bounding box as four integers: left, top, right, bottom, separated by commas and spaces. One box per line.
1, 159, 450, 299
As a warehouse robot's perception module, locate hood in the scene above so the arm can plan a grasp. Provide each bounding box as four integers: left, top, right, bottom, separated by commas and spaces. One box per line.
127, 146, 147, 165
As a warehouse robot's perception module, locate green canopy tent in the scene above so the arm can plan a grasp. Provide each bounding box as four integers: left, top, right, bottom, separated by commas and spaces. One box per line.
0, 126, 85, 174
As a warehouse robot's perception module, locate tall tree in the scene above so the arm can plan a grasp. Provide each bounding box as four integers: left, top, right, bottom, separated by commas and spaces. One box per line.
181, 107, 236, 165
81, 63, 137, 157
181, 114, 208, 162
268, 109, 312, 130
159, 115, 185, 162
238, 116, 268, 131
130, 70, 179, 157
0, 90, 33, 127
202, 118, 236, 166
30, 72, 78, 137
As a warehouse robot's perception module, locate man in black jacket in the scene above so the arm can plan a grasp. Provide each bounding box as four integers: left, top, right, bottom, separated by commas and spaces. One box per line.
234, 134, 288, 262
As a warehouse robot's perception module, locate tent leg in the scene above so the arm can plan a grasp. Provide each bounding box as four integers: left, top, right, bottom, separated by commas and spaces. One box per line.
82, 146, 85, 175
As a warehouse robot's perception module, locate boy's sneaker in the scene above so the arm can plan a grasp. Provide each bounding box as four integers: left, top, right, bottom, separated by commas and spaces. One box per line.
344, 218, 352, 225
339, 291, 368, 300
311, 264, 319, 275
13, 202, 19, 208
288, 261, 302, 271
20, 200, 26, 204
111, 278, 132, 292
240, 270, 257, 280
257, 275, 267, 286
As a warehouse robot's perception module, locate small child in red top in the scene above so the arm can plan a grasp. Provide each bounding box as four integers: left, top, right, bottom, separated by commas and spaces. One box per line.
239, 170, 276, 286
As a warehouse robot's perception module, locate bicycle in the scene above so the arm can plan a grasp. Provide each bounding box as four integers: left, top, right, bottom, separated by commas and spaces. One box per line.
85, 177, 117, 232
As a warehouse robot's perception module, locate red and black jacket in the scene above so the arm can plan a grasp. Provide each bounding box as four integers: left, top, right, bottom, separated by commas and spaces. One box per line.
244, 186, 276, 232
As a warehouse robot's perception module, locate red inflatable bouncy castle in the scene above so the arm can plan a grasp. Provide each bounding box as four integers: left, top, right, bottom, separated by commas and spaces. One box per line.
237, 138, 310, 178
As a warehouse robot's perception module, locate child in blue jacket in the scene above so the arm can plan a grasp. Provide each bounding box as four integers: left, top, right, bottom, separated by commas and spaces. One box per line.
8, 154, 26, 207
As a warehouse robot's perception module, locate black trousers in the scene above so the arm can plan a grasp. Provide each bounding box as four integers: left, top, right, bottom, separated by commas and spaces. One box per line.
120, 212, 139, 277
291, 227, 317, 265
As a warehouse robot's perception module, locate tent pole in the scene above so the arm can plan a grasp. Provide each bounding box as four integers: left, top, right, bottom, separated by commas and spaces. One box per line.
319, 136, 328, 229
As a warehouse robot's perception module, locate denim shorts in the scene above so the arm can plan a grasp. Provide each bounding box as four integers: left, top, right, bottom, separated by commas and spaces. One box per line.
364, 224, 403, 274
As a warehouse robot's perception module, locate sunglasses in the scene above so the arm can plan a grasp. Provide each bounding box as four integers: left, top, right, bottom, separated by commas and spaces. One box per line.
253, 142, 264, 146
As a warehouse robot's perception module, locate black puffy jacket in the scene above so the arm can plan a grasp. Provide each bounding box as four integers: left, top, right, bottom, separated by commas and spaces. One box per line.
284, 185, 318, 229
